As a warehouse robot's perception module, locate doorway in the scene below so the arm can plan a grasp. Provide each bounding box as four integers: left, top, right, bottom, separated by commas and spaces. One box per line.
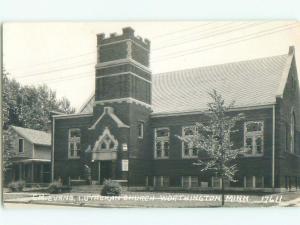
100, 160, 112, 183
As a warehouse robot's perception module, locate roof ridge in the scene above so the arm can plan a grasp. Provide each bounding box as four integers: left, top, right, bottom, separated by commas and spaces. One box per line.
154, 53, 288, 76
11, 125, 48, 133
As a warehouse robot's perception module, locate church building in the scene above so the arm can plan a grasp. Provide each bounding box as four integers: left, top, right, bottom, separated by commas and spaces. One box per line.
52, 27, 300, 192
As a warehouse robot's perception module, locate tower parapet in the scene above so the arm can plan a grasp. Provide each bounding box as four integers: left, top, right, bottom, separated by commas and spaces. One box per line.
96, 27, 150, 67
94, 27, 152, 105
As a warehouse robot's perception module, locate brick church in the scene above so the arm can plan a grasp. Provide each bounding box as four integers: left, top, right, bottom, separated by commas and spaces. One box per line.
52, 27, 300, 192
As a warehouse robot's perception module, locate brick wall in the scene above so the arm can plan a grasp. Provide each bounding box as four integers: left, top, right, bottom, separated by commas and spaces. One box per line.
276, 57, 300, 188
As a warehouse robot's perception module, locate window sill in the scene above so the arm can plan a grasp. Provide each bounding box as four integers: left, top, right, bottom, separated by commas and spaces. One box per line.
154, 157, 169, 160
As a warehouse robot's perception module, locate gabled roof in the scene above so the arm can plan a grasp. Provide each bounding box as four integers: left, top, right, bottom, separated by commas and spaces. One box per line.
79, 47, 297, 116
11, 126, 51, 146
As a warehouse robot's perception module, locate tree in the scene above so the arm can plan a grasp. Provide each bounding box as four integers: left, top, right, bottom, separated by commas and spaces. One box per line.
59, 97, 76, 114
2, 69, 76, 174
3, 129, 15, 172
2, 71, 75, 131
178, 90, 245, 206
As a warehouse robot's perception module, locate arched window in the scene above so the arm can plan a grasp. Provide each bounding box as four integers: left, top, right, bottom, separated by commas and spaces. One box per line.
290, 111, 296, 153
93, 127, 118, 152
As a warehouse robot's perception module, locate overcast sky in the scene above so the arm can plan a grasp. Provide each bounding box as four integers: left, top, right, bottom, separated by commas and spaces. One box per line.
3, 21, 300, 110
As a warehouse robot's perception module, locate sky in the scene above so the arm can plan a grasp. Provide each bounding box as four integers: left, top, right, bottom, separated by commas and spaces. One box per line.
3, 21, 300, 111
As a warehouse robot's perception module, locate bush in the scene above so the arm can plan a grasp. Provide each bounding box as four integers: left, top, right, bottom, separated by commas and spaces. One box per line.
48, 181, 63, 194
8, 180, 26, 192
101, 179, 122, 196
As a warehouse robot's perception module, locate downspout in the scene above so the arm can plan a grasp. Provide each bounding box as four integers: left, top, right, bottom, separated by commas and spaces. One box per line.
51, 117, 55, 182
272, 104, 276, 191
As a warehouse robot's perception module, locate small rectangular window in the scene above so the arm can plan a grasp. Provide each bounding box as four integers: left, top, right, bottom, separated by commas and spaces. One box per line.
255, 176, 264, 188
191, 176, 199, 187
138, 122, 144, 139
162, 176, 169, 187
244, 176, 254, 188
182, 176, 190, 188
122, 159, 129, 171
182, 176, 199, 188
18, 139, 24, 153
122, 143, 128, 151
212, 177, 221, 188
154, 176, 169, 187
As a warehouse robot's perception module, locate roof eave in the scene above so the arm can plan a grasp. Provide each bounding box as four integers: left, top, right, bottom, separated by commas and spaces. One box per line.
151, 103, 275, 118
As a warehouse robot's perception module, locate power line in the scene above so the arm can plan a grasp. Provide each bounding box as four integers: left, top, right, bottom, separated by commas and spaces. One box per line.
9, 23, 299, 81
153, 21, 239, 46
6, 51, 96, 72
8, 23, 265, 77
18, 69, 93, 82
152, 23, 299, 63
152, 22, 268, 51
16, 62, 94, 79
151, 22, 213, 39
5, 23, 213, 72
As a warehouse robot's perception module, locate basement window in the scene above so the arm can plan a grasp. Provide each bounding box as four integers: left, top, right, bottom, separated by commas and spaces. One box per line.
244, 121, 264, 156
68, 128, 81, 159
182, 176, 199, 188
153, 176, 169, 187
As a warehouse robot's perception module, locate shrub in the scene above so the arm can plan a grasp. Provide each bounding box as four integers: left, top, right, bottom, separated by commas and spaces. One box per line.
48, 181, 63, 194
8, 180, 26, 192
101, 179, 122, 196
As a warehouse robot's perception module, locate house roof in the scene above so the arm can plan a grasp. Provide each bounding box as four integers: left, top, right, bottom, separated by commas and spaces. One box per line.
78, 47, 296, 115
11, 126, 51, 146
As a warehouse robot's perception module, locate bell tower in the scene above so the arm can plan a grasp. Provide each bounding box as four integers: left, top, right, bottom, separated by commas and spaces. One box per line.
91, 27, 152, 184
95, 27, 151, 105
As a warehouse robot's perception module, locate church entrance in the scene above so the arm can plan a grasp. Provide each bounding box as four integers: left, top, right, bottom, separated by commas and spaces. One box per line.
91, 160, 113, 184
100, 161, 112, 183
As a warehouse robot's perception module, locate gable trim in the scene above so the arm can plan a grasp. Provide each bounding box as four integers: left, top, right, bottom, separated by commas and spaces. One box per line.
276, 46, 295, 98
92, 127, 119, 152
89, 107, 129, 130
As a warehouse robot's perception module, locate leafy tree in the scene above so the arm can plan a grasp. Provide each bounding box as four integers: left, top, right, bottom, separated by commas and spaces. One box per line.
178, 90, 245, 206
2, 129, 15, 172
2, 71, 75, 131
59, 97, 75, 114
2, 69, 76, 173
